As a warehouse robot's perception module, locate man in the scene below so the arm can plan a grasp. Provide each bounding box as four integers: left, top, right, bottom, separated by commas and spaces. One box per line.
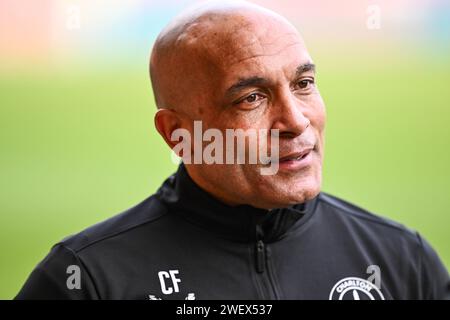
16, 1, 449, 300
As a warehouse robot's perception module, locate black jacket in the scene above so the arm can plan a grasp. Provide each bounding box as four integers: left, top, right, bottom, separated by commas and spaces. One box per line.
16, 164, 450, 300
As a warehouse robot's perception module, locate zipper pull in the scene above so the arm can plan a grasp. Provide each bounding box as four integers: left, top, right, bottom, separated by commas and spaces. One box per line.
255, 240, 265, 273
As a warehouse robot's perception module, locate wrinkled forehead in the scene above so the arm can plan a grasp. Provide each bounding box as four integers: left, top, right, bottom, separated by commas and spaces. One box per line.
151, 7, 311, 110
179, 12, 305, 68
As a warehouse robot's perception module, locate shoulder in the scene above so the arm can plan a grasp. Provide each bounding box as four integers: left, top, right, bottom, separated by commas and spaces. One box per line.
317, 192, 419, 242
16, 194, 171, 299
317, 192, 450, 299
58, 194, 169, 254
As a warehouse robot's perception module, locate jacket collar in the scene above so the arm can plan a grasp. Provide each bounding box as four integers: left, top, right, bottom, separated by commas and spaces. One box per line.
156, 164, 318, 243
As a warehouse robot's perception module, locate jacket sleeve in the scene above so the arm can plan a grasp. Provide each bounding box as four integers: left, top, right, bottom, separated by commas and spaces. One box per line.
15, 244, 99, 300
417, 232, 450, 300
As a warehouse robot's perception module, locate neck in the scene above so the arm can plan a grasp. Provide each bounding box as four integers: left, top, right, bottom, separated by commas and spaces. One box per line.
184, 164, 253, 208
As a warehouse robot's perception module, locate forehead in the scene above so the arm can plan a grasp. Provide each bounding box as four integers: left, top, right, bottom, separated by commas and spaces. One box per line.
196, 14, 304, 62
222, 38, 311, 79
187, 15, 311, 84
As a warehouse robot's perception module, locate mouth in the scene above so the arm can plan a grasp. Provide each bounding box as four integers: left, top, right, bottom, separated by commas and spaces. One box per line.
278, 148, 313, 163
270, 147, 315, 171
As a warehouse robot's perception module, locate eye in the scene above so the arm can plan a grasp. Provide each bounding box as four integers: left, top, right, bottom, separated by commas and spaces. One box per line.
244, 93, 259, 103
295, 78, 315, 91
235, 93, 266, 108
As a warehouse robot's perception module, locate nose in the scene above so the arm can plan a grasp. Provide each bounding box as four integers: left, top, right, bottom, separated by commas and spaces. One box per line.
272, 89, 310, 138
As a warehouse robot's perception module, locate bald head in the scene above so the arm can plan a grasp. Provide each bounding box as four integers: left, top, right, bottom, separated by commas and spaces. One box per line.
150, 0, 325, 209
149, 0, 303, 113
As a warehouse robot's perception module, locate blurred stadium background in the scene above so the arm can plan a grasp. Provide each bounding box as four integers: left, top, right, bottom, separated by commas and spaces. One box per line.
1, 0, 449, 299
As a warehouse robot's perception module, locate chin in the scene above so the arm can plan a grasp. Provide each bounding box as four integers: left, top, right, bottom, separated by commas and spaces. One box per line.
280, 184, 320, 207
251, 176, 322, 209
288, 183, 321, 204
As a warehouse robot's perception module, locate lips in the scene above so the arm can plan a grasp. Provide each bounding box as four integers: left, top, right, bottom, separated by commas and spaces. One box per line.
276, 147, 314, 163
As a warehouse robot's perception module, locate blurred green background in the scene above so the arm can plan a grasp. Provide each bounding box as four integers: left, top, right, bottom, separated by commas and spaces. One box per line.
1, 0, 449, 299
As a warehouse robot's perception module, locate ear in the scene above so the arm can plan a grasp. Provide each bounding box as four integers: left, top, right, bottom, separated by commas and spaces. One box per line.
154, 108, 183, 149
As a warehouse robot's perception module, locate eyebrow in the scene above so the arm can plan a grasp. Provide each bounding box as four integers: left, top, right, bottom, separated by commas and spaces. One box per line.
224, 63, 316, 99
296, 63, 316, 76
224, 76, 270, 99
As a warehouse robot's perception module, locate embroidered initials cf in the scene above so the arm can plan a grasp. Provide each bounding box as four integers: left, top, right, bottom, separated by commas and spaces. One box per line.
158, 270, 181, 295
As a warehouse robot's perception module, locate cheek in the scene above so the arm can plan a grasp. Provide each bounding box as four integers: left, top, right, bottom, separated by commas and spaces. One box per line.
305, 97, 326, 158
303, 96, 326, 150
221, 103, 271, 129
310, 95, 327, 130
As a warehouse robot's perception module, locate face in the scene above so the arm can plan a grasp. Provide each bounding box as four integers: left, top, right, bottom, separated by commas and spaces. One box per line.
156, 11, 326, 209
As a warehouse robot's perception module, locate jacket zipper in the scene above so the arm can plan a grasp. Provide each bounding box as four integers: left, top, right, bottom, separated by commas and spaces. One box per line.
253, 223, 280, 299
256, 240, 265, 273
